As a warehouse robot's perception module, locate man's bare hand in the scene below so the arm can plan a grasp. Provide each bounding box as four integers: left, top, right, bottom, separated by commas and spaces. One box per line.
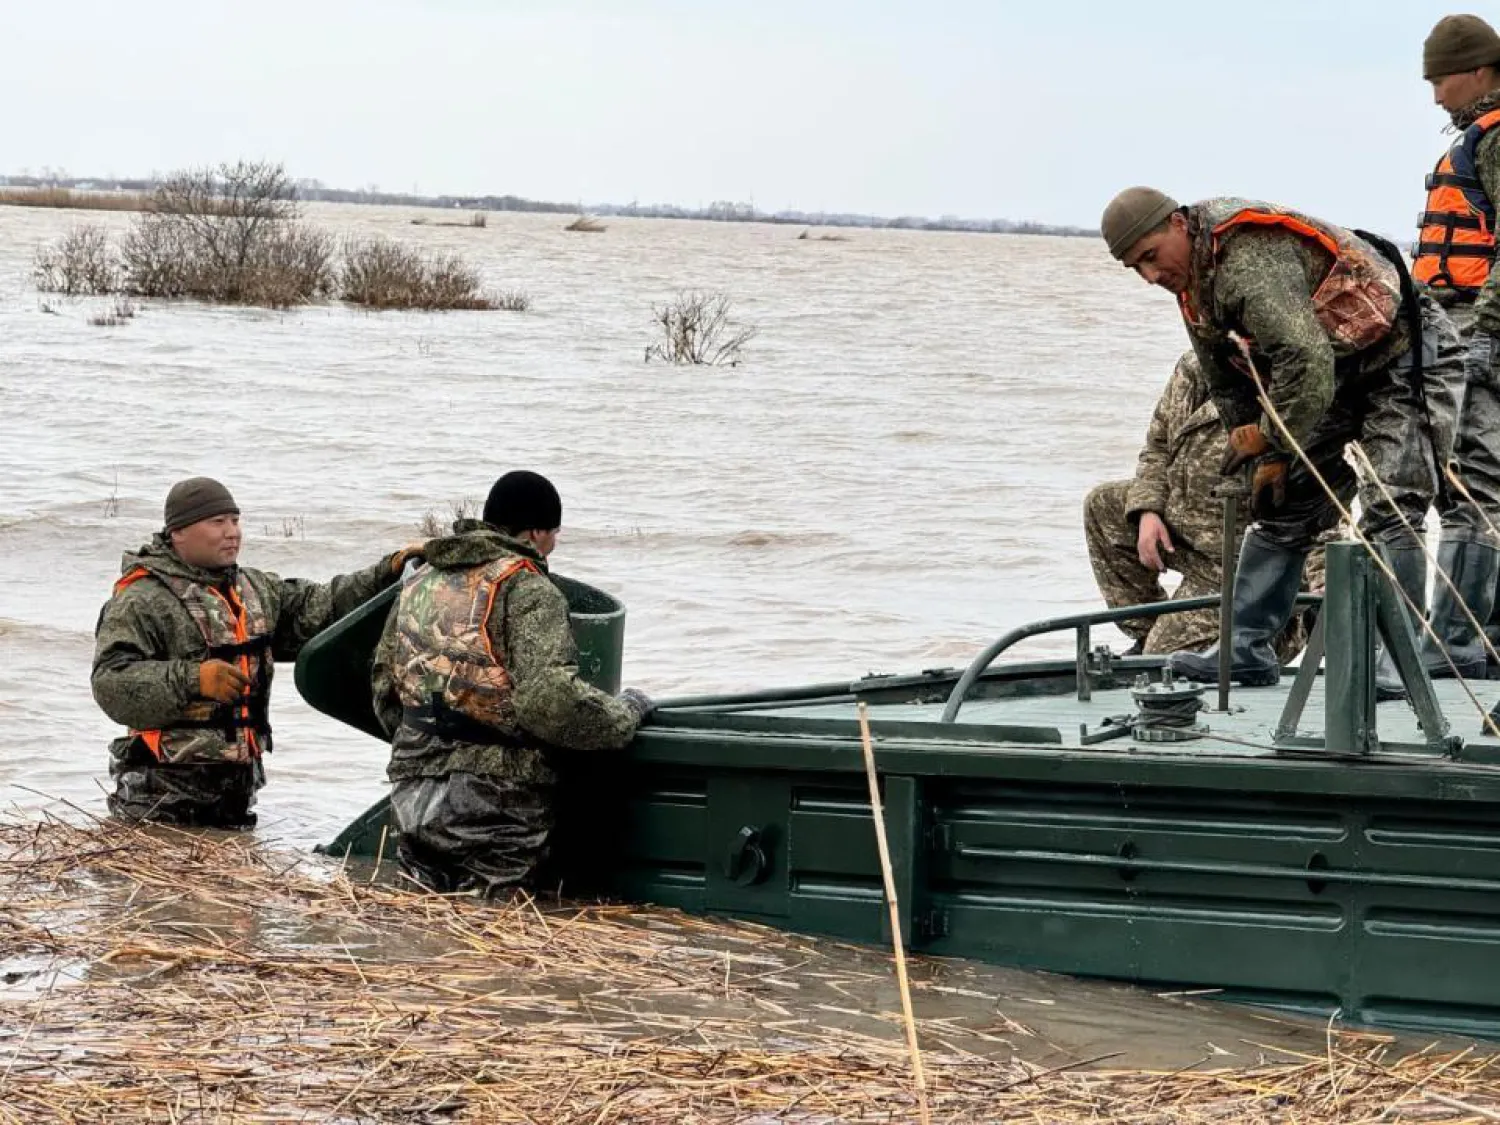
1137, 513, 1175, 572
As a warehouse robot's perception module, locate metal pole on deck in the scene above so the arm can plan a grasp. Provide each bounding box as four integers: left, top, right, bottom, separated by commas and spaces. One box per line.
1215, 478, 1247, 712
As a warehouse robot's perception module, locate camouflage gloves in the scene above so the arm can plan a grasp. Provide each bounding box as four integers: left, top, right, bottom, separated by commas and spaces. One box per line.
1251, 460, 1290, 518
390, 543, 429, 575
1218, 423, 1287, 517
618, 688, 656, 721
198, 659, 249, 703
1219, 424, 1271, 475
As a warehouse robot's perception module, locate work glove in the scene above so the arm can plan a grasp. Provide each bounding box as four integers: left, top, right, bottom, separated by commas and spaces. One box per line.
1250, 459, 1290, 519
618, 687, 657, 721
1218, 424, 1271, 476
390, 541, 429, 575
198, 659, 250, 704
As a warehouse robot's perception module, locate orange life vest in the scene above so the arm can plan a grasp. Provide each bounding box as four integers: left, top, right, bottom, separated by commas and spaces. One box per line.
113, 567, 274, 764
1412, 109, 1500, 296
1180, 199, 1401, 361
391, 556, 540, 744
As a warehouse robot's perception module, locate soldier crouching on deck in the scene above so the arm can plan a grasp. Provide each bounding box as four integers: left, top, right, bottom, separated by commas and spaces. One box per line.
1084, 349, 1329, 661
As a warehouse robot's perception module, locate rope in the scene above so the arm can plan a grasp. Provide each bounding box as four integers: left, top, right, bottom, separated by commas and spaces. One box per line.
1347, 442, 1500, 678
1135, 694, 1204, 731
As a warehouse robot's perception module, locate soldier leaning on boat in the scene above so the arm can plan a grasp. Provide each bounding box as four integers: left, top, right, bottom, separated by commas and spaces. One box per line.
1099, 188, 1464, 689
1083, 349, 1329, 660
371, 470, 654, 898
1414, 14, 1500, 677
90, 477, 419, 828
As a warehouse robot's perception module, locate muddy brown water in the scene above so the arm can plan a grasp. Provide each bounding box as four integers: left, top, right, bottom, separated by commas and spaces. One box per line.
0, 203, 1418, 1067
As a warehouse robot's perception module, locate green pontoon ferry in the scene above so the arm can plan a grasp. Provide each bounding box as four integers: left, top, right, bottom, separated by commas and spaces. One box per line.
297, 545, 1500, 1041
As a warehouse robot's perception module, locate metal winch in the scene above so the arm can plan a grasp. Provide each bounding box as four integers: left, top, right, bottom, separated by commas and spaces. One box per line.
1129, 668, 1209, 742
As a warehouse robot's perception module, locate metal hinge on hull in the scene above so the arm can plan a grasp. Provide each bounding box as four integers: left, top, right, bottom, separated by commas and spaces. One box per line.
916, 909, 950, 939
926, 824, 953, 853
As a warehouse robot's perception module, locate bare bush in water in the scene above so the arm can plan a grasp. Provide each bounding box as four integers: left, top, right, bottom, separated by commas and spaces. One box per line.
33, 225, 119, 295
32, 161, 507, 312
117, 162, 336, 306
493, 289, 532, 312
417, 497, 480, 538
341, 238, 502, 310
645, 290, 757, 366
88, 298, 138, 327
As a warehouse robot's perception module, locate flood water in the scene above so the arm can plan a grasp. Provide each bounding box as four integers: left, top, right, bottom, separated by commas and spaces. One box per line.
1, 201, 1343, 1068
0, 201, 1184, 842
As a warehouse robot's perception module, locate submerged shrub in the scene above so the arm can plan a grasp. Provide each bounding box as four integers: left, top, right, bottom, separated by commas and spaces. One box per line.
340, 238, 498, 310
644, 290, 757, 366
33, 225, 119, 295
31, 161, 511, 312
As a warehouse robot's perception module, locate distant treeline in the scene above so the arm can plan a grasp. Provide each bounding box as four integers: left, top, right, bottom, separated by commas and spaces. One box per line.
0, 173, 1098, 239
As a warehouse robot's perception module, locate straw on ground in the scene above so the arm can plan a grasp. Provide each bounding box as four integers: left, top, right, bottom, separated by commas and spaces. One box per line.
1, 815, 1497, 1123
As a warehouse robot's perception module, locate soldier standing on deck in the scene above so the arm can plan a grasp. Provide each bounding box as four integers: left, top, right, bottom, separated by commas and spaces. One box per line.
1100, 188, 1462, 687
1413, 14, 1500, 677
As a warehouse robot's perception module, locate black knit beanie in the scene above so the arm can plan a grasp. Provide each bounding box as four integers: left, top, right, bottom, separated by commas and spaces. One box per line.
483, 471, 562, 533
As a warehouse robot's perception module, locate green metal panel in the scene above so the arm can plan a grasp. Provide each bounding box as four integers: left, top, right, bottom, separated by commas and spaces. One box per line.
881, 776, 923, 946
705, 775, 791, 919
307, 560, 1500, 1038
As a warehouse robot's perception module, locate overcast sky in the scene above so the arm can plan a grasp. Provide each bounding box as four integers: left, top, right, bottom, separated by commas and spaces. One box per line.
0, 1, 1476, 234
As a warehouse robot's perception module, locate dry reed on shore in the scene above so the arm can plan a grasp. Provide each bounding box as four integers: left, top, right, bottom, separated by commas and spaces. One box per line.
0, 187, 153, 212
2, 814, 1499, 1123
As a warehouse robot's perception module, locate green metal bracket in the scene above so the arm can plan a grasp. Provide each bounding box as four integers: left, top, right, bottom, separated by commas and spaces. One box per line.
1322, 544, 1378, 754
1280, 543, 1453, 756
1375, 562, 1455, 758
1274, 610, 1325, 741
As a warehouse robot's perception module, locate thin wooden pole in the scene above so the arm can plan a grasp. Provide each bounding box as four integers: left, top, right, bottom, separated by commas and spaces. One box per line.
856, 701, 931, 1125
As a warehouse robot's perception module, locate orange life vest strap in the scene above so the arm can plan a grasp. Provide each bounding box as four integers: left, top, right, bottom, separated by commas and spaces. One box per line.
113, 566, 152, 596
1212, 211, 1341, 262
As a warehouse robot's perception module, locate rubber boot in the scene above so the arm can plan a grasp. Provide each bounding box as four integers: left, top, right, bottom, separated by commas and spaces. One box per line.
1485, 583, 1500, 679
1373, 542, 1428, 703
1424, 538, 1500, 680
1169, 532, 1307, 688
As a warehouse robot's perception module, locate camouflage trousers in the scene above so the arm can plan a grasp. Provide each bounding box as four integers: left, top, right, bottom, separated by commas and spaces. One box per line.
1433, 302, 1500, 548
1085, 481, 1224, 653
106, 736, 263, 828
390, 772, 555, 898
1084, 481, 1315, 659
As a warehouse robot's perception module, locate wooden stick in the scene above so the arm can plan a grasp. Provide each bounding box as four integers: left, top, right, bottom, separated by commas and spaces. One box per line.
856, 701, 931, 1125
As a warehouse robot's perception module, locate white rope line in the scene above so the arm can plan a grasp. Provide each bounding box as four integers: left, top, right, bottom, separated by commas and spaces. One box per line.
1228, 333, 1500, 739
1346, 442, 1500, 676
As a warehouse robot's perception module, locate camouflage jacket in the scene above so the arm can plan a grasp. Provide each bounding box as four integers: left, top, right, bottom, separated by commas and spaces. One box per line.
1182, 199, 1407, 450
92, 535, 400, 757
1122, 352, 1226, 555
372, 521, 640, 785
1445, 90, 1500, 335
